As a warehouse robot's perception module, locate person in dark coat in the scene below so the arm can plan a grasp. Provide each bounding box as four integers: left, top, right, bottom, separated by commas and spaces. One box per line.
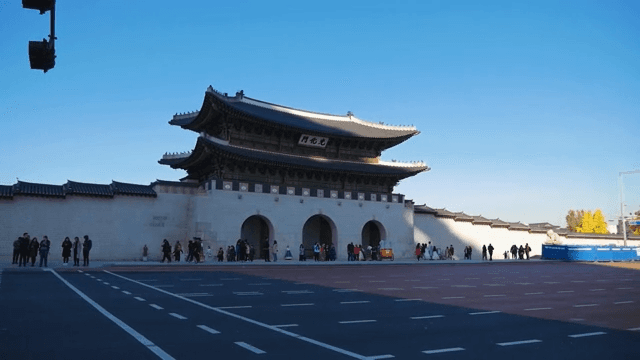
83, 235, 92, 266
482, 245, 487, 260
61, 237, 72, 265
487, 243, 494, 261
19, 233, 30, 267
73, 237, 82, 266
518, 245, 524, 260
173, 241, 182, 262
161, 239, 172, 263
39, 236, 51, 267
525, 243, 531, 260
13, 237, 21, 264
29, 237, 40, 266
510, 244, 518, 259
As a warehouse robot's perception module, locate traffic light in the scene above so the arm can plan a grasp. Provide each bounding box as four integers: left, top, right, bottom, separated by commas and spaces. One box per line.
23, 0, 56, 73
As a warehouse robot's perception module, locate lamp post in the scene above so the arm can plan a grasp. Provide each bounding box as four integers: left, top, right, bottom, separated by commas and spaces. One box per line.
619, 169, 640, 246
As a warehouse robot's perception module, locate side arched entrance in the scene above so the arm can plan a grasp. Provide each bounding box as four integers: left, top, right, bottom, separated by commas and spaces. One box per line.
240, 215, 273, 260
302, 214, 337, 259
361, 220, 386, 248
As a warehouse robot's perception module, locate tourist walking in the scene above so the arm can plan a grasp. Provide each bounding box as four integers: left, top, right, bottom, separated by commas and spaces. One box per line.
299, 243, 305, 261
161, 239, 172, 263
482, 245, 487, 260
73, 237, 82, 266
39, 236, 51, 267
488, 243, 494, 261
510, 244, 518, 259
173, 241, 182, 262
83, 235, 92, 266
61, 237, 72, 265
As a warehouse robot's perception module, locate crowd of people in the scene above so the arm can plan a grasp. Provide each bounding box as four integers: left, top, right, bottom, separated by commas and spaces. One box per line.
12, 233, 93, 267
346, 242, 384, 261
146, 237, 208, 264
411, 242, 533, 261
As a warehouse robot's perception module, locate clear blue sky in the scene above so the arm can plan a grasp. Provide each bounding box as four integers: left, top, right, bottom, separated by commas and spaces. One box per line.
1, 0, 639, 227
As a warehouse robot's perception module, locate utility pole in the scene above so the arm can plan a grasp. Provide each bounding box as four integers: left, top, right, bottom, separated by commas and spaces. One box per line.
619, 169, 640, 246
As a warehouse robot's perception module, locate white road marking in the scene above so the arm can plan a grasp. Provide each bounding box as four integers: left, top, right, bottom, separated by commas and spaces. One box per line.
106, 271, 377, 360
568, 332, 606, 338
216, 306, 252, 309
497, 339, 542, 346
574, 304, 599, 307
154, 285, 174, 288
111, 286, 120, 290
596, 279, 608, 282
525, 292, 544, 295
138, 279, 157, 282
442, 296, 465, 299
149, 304, 163, 310
614, 301, 634, 305
180, 278, 202, 281
273, 324, 299, 328
589, 289, 605, 291
78, 270, 83, 273
378, 288, 403, 291
197, 325, 220, 334
367, 355, 394, 359
617, 287, 633, 290
199, 284, 223, 287
281, 303, 314, 307
570, 318, 584, 321
122, 291, 132, 295
411, 315, 444, 319
413, 286, 438, 289
422, 347, 465, 354
96, 279, 102, 282
85, 273, 90, 276
235, 342, 266, 354
395, 298, 422, 302
557, 291, 574, 293
134, 297, 146, 302
341, 301, 370, 304
175, 293, 212, 297
627, 327, 640, 331
45, 269, 174, 360
451, 285, 476, 288
484, 295, 506, 297
339, 320, 377, 324
234, 292, 263, 296
469, 311, 501, 315
169, 313, 187, 320
524, 308, 552, 311
103, 282, 110, 285
282, 290, 314, 294
515, 283, 534, 285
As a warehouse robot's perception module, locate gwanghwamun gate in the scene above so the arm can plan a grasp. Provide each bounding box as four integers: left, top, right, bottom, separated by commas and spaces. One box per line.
2, 86, 638, 261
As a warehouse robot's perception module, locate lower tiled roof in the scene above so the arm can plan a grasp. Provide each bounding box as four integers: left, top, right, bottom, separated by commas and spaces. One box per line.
15, 181, 65, 197
0, 180, 156, 198
65, 181, 114, 197
0, 185, 13, 198
112, 181, 157, 197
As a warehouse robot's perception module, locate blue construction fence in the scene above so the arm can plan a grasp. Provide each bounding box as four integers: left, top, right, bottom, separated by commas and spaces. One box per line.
542, 244, 640, 261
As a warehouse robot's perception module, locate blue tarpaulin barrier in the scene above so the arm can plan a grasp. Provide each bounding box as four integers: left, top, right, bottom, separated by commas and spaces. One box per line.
542, 245, 640, 261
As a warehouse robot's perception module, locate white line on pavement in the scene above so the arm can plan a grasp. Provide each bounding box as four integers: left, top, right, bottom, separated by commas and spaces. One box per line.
524, 308, 552, 311
78, 270, 83, 273
465, 278, 480, 280
367, 355, 395, 359
413, 286, 438, 289
175, 293, 212, 297
469, 311, 501, 315
451, 285, 476, 288
197, 325, 220, 334
273, 324, 299, 328
525, 292, 544, 295
497, 339, 542, 346
235, 342, 266, 354
574, 304, 599, 307
442, 296, 465, 299
96, 279, 102, 282
106, 271, 377, 360
617, 287, 633, 290
378, 288, 403, 291
628, 327, 640, 331
233, 292, 263, 296
515, 283, 534, 285
339, 320, 377, 324
122, 291, 132, 295
45, 269, 174, 360
111, 286, 120, 290
395, 298, 422, 302
483, 284, 505, 287
154, 285, 174, 288
169, 313, 187, 320
411, 315, 444, 319
422, 347, 465, 354
568, 332, 606, 338
614, 301, 634, 305
149, 304, 163, 310
134, 297, 146, 302
138, 279, 158, 282
341, 301, 370, 304
281, 303, 314, 307
103, 282, 110, 285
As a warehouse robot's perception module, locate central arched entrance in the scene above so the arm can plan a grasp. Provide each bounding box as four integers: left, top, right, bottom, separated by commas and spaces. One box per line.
302, 214, 337, 259
361, 220, 386, 248
240, 215, 273, 260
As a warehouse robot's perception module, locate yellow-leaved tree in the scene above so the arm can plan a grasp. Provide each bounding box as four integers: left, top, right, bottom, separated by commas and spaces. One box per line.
576, 209, 609, 234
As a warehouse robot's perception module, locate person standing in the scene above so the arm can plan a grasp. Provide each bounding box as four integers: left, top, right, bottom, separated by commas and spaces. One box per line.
299, 243, 305, 261
313, 242, 320, 261
487, 243, 494, 261
29, 236, 40, 267
161, 239, 172, 263
61, 237, 72, 265
39, 236, 51, 267
12, 236, 21, 264
82, 235, 92, 266
482, 245, 487, 260
73, 237, 82, 266
525, 243, 531, 260
510, 244, 518, 259
272, 240, 278, 262
173, 241, 182, 262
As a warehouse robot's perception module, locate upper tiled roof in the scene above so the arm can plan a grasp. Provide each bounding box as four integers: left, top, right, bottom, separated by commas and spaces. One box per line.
65, 181, 114, 197
489, 218, 510, 228
112, 181, 157, 197
170, 87, 420, 141
15, 181, 65, 197
414, 205, 437, 214
471, 215, 493, 225
432, 208, 457, 218
452, 212, 474, 222
0, 185, 13, 198
160, 135, 429, 177
508, 222, 531, 231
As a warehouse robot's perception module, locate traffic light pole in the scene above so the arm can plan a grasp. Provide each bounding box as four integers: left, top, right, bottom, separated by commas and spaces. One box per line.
619, 169, 640, 246
49, 4, 55, 49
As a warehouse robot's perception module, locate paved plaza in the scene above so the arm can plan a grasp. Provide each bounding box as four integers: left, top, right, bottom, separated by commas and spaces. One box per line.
1, 260, 639, 359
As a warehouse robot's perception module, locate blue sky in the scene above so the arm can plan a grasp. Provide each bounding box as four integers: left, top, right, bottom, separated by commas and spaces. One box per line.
1, 0, 639, 227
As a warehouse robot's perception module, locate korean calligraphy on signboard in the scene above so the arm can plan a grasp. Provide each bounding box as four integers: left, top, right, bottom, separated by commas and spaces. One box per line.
298, 134, 328, 148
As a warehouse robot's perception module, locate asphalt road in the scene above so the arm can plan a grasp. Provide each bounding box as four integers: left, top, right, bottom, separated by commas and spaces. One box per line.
1, 262, 639, 359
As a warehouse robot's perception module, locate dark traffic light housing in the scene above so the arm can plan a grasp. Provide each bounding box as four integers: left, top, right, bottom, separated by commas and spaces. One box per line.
23, 0, 56, 72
